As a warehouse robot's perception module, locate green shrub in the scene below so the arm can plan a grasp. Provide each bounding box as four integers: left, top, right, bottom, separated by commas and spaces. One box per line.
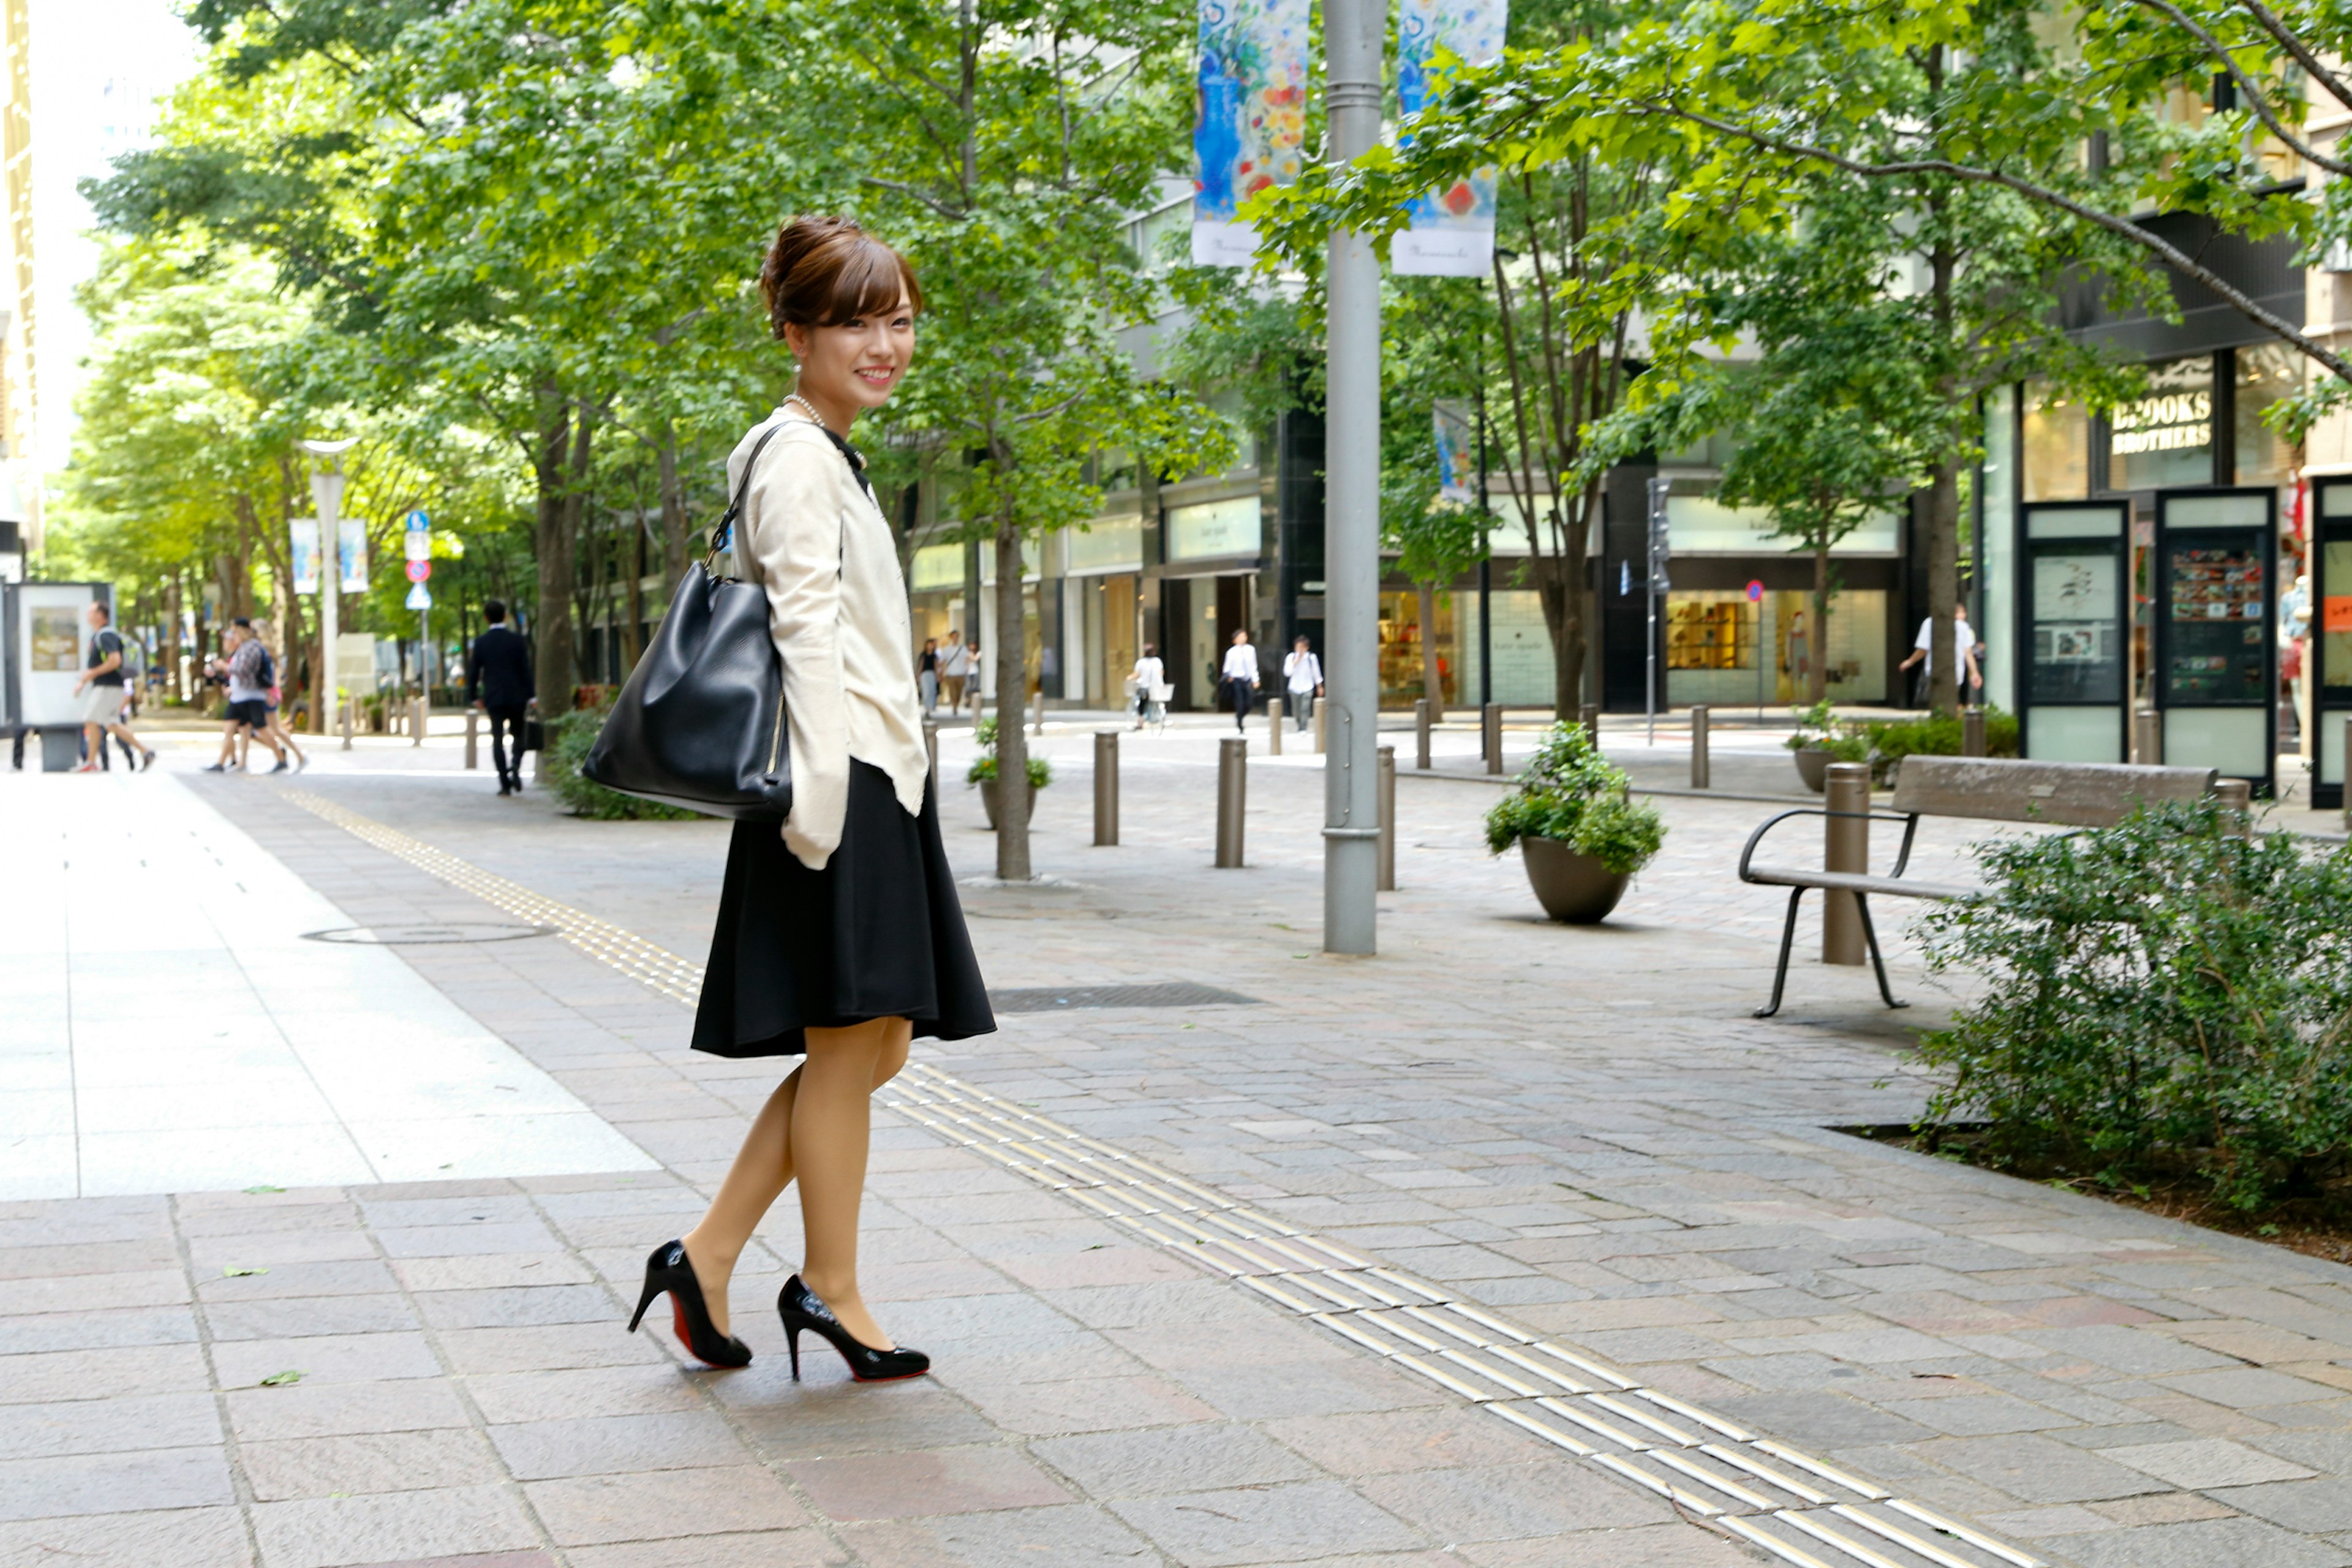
1862, 706, 2020, 772
545, 705, 700, 821
1784, 699, 1869, 762
1916, 802, 2352, 1210
1483, 723, 1665, 875
965, 715, 1052, 788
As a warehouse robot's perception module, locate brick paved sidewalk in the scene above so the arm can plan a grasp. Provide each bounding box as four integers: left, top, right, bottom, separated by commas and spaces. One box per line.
8, 751, 2352, 1567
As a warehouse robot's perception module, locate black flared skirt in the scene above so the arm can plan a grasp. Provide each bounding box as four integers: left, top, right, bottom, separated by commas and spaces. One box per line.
692, 760, 995, 1058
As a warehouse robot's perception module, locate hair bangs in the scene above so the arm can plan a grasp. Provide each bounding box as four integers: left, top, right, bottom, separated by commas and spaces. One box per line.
818, 239, 921, 326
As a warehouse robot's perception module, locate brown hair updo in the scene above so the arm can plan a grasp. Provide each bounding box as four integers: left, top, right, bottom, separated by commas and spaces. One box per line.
759, 216, 923, 340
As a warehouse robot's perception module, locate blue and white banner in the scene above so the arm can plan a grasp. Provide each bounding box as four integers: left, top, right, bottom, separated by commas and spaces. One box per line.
1392, 0, 1508, 277
1192, 0, 1311, 267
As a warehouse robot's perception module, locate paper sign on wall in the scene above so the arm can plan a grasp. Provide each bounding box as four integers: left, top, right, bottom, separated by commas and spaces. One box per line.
1392, 0, 1509, 276
1192, 0, 1311, 268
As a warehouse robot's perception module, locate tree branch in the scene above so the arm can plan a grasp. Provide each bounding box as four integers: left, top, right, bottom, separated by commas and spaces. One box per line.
859, 174, 968, 221
2237, 0, 2352, 115
2121, 0, 2350, 175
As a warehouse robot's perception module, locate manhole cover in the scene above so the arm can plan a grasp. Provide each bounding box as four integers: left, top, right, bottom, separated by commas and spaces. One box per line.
988, 982, 1261, 1014
303, 922, 556, 945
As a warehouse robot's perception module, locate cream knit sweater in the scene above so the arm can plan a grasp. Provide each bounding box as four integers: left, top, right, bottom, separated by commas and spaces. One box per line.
726, 409, 928, 871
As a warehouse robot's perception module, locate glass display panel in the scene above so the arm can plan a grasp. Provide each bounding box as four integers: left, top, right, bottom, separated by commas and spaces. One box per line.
2023, 384, 2088, 500
2164, 537, 2268, 703
2027, 543, 2123, 704
2235, 343, 2299, 488
2110, 356, 2215, 491
2323, 538, 2352, 693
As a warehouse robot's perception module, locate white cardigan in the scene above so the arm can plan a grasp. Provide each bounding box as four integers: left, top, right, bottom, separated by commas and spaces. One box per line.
726, 409, 928, 870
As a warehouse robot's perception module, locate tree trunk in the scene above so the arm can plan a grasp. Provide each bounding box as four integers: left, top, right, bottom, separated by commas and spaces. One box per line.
1531, 490, 1595, 719
1926, 460, 1961, 714
657, 431, 690, 597
1810, 537, 1831, 706
1417, 579, 1444, 719
532, 393, 582, 710
992, 519, 1030, 881
622, 508, 646, 674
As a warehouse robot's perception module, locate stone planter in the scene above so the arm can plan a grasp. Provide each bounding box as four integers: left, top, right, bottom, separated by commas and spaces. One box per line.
1519, 837, 1631, 924
1792, 747, 1834, 793
978, 776, 1037, 829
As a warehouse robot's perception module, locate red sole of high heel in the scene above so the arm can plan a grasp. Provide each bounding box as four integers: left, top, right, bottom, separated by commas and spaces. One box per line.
669, 1298, 739, 1368
850, 1368, 932, 1383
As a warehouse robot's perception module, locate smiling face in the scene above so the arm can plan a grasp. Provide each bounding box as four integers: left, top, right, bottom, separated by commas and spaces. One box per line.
785, 292, 915, 425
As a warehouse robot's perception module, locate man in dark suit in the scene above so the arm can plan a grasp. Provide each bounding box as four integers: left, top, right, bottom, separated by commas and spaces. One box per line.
465, 601, 536, 795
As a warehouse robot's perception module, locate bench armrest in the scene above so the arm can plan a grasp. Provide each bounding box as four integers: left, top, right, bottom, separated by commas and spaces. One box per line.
1738, 807, 1921, 884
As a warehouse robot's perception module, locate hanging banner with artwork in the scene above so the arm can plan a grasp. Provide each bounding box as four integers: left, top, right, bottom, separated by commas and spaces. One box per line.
1434, 400, 1477, 504
288, 518, 322, 595
1392, 0, 1509, 276
1192, 0, 1311, 268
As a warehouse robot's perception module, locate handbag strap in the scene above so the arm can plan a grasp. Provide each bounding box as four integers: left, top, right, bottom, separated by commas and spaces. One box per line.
706, 402, 876, 569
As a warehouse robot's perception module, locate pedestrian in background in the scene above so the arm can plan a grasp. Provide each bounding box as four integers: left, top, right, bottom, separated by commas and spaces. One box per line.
941, 630, 969, 708
466, 600, 536, 796
1897, 604, 1983, 706
258, 635, 309, 772
69, 601, 155, 774
1130, 643, 1165, 729
203, 620, 287, 774
1220, 628, 1259, 732
917, 637, 940, 714
629, 215, 992, 1382
1282, 634, 1322, 732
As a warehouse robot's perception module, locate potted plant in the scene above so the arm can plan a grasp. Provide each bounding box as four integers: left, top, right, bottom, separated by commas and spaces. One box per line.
968, 716, 1050, 829
1484, 723, 1666, 923
1785, 699, 1868, 793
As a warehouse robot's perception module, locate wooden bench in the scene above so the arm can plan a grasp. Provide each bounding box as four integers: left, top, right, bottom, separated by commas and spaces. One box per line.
1737, 756, 2220, 1019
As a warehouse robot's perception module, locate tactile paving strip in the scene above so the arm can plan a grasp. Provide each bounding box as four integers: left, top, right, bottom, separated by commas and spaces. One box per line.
284, 790, 2048, 1568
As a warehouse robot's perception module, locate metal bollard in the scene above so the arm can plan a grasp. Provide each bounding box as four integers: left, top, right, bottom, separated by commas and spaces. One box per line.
1823, 762, 1870, 965
1691, 704, 1710, 789
465, 707, 480, 770
1031, 687, 1044, 737
412, 695, 426, 748
2215, 777, 2252, 839
340, 695, 353, 752
1581, 702, 1600, 750
1313, 696, 1326, 755
1377, 744, 1396, 891
1215, 737, 1246, 867
1267, 694, 1282, 756
1414, 698, 1431, 771
923, 717, 939, 792
2135, 707, 2162, 766
1093, 729, 1119, 846
1961, 706, 1986, 758
1483, 703, 1504, 775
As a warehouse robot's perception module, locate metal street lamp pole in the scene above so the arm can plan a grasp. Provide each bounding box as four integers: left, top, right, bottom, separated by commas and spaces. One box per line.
303, 438, 358, 748
1323, 0, 1383, 956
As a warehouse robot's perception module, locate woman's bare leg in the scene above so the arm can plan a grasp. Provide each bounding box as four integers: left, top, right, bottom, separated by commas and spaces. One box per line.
677, 1019, 910, 1341
792, 1016, 911, 1350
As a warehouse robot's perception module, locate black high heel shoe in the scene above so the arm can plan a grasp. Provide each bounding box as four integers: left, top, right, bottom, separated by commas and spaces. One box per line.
627, 1240, 751, 1368
777, 1275, 929, 1383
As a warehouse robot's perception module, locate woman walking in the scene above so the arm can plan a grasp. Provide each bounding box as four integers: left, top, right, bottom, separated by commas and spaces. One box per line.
629, 217, 995, 1379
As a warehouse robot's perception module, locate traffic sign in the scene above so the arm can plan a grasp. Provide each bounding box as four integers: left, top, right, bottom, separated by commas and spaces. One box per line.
405, 583, 432, 610
405, 509, 430, 532
405, 559, 431, 583
404, 530, 431, 561
1746, 579, 1764, 603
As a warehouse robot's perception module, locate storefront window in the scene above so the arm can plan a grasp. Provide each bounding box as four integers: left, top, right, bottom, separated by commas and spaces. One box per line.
1711, 589, 1890, 706
1378, 589, 1461, 707
2023, 383, 2089, 500
2235, 342, 2299, 489
2109, 355, 2214, 491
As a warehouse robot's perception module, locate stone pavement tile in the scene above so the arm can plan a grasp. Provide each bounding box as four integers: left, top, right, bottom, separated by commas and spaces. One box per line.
1355, 1461, 1672, 1543
0, 1446, 233, 1521
947, 1371, 1219, 1436
393, 1255, 598, 1293
2060, 1514, 2352, 1567
489, 1409, 748, 1479
0, 1390, 221, 1460
1106, 1479, 1427, 1567
839, 1502, 1159, 1567
1258, 1408, 1555, 1477
1709, 1390, 1936, 1447
0, 1506, 254, 1568
241, 1429, 508, 1501
524, 1464, 809, 1544
0, 1270, 187, 1316
788, 1444, 1072, 1520
1457, 1523, 1754, 1566
225, 1378, 471, 1442
560, 1530, 846, 1568
206, 1295, 424, 1342
343, 1556, 554, 1568
0, 1343, 210, 1402
0, 1239, 184, 1279
413, 1284, 617, 1331
211, 1332, 443, 1387
1165, 1357, 1454, 1423
2157, 1367, 2348, 1410
1973, 1504, 2119, 1537
0, 1305, 198, 1357
719, 1378, 1005, 1460
1030, 1423, 1321, 1498
2105, 1436, 2318, 1488
250, 1485, 543, 1568
187, 1229, 379, 1270
1907, 1430, 2169, 1504
197, 1261, 400, 1303
1875, 1392, 2078, 1435
463, 1364, 708, 1424
2214, 1479, 2352, 1532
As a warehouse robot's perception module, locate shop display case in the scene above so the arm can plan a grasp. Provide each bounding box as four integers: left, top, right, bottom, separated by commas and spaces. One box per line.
2016, 502, 2131, 762
2155, 488, 2276, 796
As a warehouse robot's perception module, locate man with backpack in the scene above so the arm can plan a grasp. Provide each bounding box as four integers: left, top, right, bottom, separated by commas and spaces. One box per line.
69, 600, 156, 772
202, 620, 288, 773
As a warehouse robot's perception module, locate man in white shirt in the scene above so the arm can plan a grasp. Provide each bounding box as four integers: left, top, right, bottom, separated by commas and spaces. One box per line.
1897, 603, 1983, 705
1220, 630, 1260, 731
940, 630, 970, 709
1282, 635, 1322, 731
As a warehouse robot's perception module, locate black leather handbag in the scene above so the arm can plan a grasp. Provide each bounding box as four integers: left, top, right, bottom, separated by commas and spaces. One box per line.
580, 419, 866, 820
